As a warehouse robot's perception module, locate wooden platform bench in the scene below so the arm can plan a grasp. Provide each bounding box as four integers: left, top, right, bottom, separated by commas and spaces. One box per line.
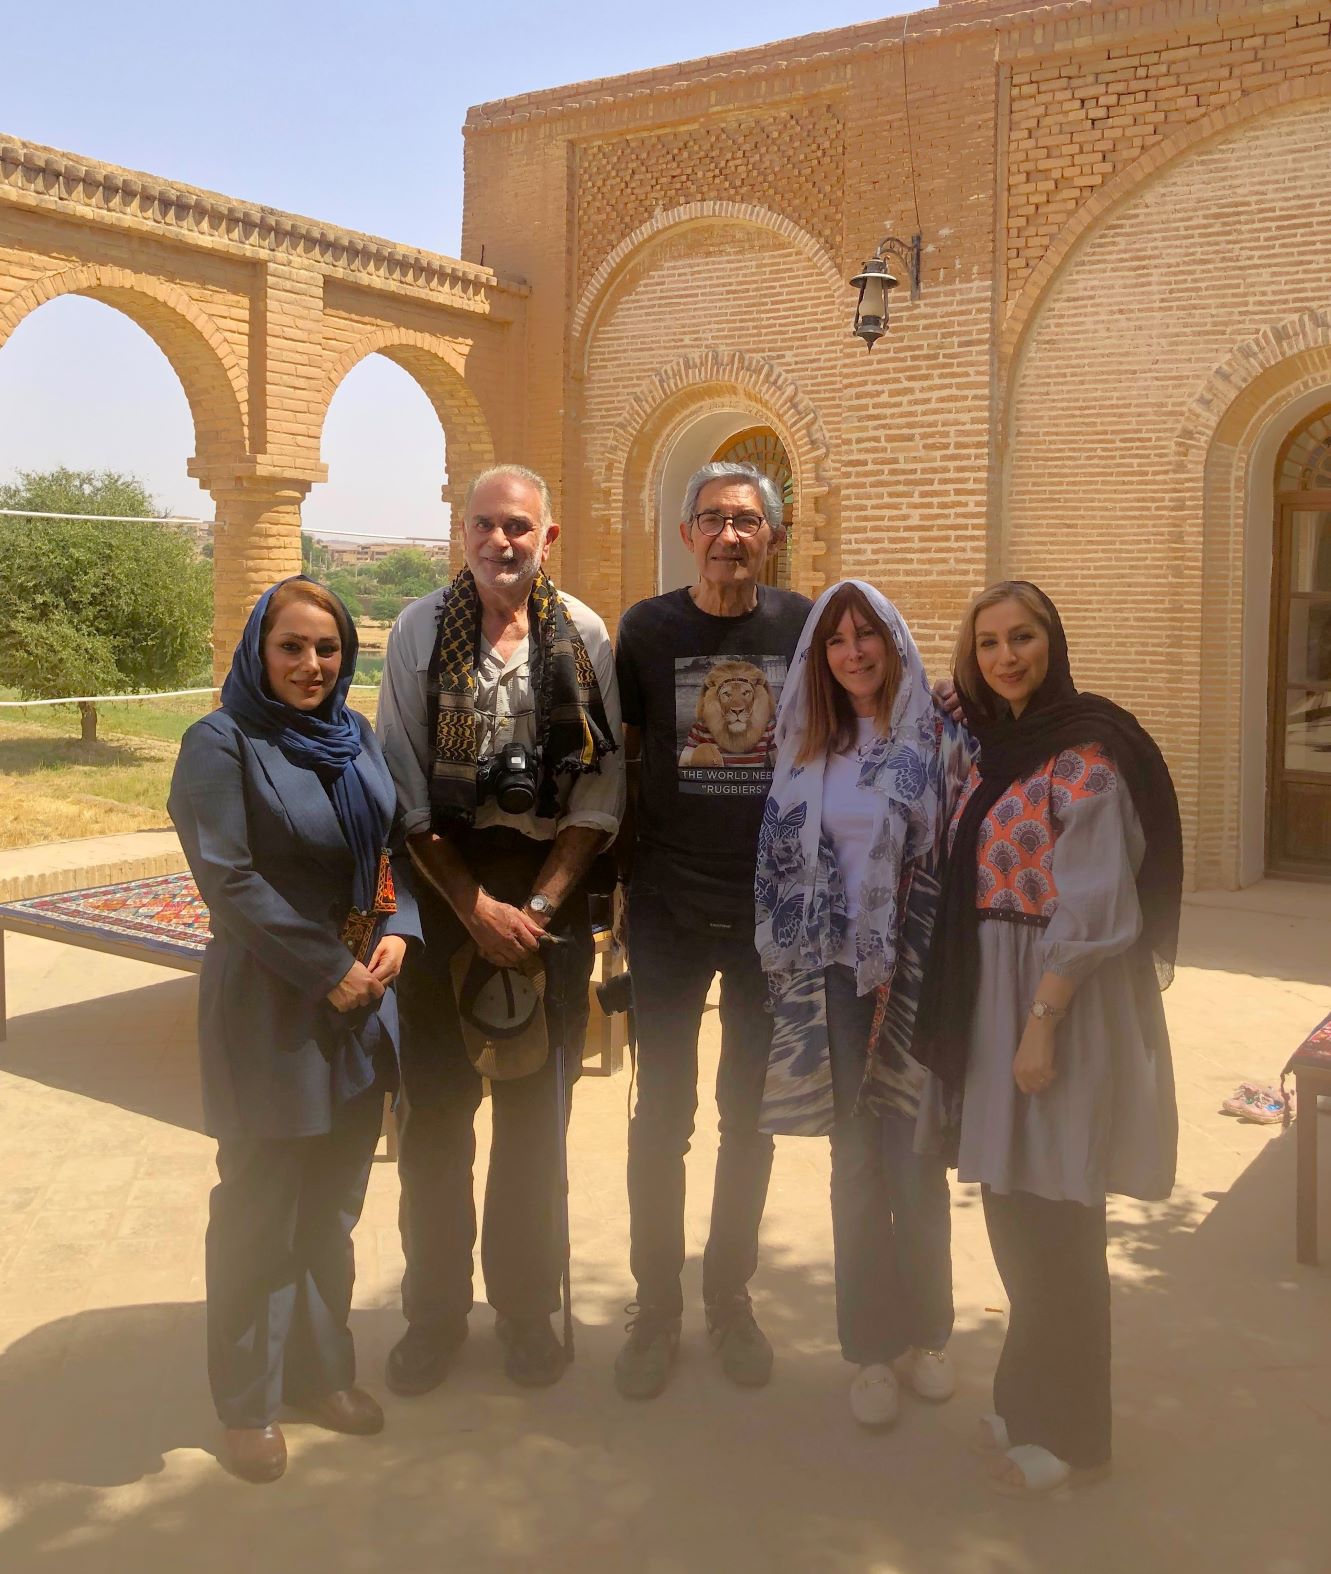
1287, 1008, 1331, 1267
0, 871, 627, 1157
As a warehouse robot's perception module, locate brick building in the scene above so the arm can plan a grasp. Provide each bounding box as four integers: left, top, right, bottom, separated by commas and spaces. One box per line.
2, 0, 1328, 888
461, 0, 1331, 889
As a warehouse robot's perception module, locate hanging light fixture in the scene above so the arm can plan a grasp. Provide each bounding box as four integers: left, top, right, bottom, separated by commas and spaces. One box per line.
850, 234, 922, 350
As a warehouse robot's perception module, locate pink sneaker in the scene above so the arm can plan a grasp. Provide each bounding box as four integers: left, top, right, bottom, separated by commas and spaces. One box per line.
1239, 1086, 1292, 1125
1220, 1082, 1264, 1117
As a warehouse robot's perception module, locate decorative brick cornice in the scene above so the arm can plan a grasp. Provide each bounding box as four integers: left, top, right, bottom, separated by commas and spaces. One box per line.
0, 136, 528, 305
464, 0, 1288, 131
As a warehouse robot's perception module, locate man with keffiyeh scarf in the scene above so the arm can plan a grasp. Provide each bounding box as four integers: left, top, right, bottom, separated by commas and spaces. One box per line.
376, 465, 624, 1393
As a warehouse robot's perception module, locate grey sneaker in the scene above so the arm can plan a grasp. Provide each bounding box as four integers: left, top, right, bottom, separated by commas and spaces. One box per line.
613, 1304, 681, 1400
707, 1300, 773, 1388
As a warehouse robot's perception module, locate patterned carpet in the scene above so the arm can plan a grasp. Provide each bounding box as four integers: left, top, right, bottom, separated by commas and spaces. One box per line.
1292, 1007, 1331, 1069
0, 872, 209, 964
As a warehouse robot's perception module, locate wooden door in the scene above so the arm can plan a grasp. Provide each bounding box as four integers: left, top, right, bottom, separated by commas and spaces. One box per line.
1268, 498, 1331, 875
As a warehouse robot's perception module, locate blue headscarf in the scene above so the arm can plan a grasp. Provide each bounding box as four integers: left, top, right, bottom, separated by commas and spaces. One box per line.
220, 576, 380, 916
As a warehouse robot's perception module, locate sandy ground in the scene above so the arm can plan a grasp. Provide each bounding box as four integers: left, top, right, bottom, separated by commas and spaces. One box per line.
0, 880, 1328, 1573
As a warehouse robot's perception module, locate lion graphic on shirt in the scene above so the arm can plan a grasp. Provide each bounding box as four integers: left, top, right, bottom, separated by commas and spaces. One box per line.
678, 660, 777, 768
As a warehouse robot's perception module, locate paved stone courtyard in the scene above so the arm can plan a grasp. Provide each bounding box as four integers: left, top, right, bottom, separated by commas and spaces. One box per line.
1, 880, 1328, 1573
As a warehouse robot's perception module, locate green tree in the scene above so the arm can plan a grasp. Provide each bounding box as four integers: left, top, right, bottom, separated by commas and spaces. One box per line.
0, 468, 212, 744
370, 547, 436, 598
301, 531, 334, 576
325, 569, 364, 620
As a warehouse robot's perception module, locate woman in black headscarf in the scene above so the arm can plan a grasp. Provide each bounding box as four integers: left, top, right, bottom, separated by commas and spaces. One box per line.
913, 581, 1182, 1496
169, 577, 419, 1484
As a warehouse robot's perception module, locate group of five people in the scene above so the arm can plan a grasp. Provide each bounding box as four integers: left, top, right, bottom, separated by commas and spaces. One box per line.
168, 458, 1181, 1498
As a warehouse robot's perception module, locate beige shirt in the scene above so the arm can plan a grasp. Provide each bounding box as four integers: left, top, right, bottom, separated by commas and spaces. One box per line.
376, 584, 624, 843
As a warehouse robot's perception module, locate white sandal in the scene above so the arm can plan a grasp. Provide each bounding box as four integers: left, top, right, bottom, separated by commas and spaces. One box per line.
972, 1413, 1010, 1456
987, 1443, 1111, 1497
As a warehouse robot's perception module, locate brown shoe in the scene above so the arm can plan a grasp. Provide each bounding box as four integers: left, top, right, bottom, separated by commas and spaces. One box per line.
300, 1387, 384, 1435
222, 1423, 287, 1484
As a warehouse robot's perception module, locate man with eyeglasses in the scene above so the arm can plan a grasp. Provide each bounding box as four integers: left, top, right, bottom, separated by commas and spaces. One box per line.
612, 460, 812, 1399
376, 464, 623, 1394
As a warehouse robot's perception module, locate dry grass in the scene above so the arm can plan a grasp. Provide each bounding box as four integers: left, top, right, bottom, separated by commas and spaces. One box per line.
0, 689, 381, 850
0, 724, 177, 847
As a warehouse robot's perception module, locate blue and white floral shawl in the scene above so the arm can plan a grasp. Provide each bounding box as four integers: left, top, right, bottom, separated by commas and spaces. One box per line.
755, 580, 968, 1136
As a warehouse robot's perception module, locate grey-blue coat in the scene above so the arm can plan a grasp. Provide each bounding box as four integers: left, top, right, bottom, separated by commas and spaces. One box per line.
168, 709, 421, 1141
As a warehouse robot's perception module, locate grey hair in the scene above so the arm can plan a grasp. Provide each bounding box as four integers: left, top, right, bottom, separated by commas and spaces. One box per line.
681, 461, 785, 540
464, 464, 554, 527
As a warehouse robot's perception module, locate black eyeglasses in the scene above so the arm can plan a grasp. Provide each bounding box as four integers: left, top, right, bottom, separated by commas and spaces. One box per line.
691, 509, 767, 538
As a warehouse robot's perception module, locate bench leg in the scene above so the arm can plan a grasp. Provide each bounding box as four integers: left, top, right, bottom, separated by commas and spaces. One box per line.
1296, 1073, 1318, 1266
381, 1092, 399, 1162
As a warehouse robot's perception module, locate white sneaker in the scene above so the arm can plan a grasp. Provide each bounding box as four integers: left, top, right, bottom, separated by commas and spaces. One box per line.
896, 1346, 956, 1402
849, 1363, 900, 1428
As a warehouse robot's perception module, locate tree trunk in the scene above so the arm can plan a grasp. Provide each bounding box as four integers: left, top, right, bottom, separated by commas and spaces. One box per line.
78, 701, 98, 745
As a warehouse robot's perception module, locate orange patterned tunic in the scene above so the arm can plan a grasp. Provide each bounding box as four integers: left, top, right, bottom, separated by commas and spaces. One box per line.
948, 743, 1119, 924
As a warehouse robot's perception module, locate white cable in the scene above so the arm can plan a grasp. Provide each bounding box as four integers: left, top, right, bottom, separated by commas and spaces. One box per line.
0, 507, 449, 545
0, 683, 382, 709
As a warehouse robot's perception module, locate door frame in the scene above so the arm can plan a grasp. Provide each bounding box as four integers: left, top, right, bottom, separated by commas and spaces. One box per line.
1266, 487, 1331, 877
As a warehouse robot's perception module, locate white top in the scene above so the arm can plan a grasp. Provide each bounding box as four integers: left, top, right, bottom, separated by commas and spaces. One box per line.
821, 716, 881, 969
376, 584, 625, 843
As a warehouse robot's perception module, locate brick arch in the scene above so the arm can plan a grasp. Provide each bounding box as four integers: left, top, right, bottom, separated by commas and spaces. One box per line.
595, 350, 833, 611
1001, 77, 1331, 373
0, 263, 248, 458
1174, 311, 1331, 885
570, 203, 844, 374
318, 328, 495, 525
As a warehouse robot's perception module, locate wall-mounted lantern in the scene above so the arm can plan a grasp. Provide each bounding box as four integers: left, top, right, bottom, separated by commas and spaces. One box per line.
850, 234, 922, 350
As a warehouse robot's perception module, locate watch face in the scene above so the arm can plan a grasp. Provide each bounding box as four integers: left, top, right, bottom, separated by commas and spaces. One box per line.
528, 894, 552, 915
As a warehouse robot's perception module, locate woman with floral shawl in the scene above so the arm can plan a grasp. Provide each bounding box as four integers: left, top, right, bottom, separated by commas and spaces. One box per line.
754, 580, 971, 1429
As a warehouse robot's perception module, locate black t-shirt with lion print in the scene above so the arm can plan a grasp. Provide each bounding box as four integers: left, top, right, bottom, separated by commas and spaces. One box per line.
616, 584, 812, 931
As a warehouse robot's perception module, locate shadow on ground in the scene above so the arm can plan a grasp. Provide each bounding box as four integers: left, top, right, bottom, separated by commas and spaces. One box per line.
1, 1154, 1327, 1574
0, 977, 202, 1133
1177, 902, 1331, 988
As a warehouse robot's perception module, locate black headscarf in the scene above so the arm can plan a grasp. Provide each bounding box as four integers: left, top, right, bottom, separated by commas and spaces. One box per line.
911, 582, 1183, 1087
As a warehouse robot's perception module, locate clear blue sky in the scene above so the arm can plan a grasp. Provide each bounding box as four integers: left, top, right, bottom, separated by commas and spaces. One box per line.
0, 0, 914, 539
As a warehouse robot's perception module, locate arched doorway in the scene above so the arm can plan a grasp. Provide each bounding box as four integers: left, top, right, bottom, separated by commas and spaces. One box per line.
1268, 404, 1331, 877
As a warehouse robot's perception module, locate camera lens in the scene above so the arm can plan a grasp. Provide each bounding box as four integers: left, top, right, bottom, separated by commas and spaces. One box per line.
496, 777, 536, 814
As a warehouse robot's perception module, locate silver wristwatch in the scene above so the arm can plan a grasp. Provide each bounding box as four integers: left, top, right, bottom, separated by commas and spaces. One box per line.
1029, 999, 1066, 1022
526, 893, 555, 920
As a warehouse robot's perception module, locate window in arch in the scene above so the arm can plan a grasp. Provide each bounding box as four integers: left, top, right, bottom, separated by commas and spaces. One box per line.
711, 426, 793, 588
1279, 409, 1331, 493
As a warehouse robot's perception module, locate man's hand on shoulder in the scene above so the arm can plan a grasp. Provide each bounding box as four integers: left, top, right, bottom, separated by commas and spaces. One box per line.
932, 678, 966, 726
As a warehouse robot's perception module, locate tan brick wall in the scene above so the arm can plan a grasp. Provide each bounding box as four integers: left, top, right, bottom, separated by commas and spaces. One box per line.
1005, 2, 1331, 301
1005, 93, 1331, 882
574, 101, 845, 297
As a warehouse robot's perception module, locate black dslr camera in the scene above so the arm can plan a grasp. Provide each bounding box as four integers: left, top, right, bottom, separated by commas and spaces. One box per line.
477, 741, 540, 815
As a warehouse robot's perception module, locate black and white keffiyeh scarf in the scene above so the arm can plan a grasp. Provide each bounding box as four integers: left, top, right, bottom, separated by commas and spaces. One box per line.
425, 567, 615, 827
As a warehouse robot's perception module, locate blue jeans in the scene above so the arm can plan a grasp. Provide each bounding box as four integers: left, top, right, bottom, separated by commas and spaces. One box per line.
825, 964, 954, 1365
625, 880, 775, 1318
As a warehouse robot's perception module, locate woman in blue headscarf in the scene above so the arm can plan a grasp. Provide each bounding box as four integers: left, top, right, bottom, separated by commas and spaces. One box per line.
169, 576, 420, 1484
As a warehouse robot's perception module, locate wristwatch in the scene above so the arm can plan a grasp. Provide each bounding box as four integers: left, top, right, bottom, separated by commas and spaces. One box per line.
526, 893, 555, 921
1029, 999, 1066, 1022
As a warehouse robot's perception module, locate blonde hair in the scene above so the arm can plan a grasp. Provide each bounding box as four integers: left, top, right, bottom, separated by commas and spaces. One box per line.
951, 580, 1051, 723
796, 583, 902, 764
